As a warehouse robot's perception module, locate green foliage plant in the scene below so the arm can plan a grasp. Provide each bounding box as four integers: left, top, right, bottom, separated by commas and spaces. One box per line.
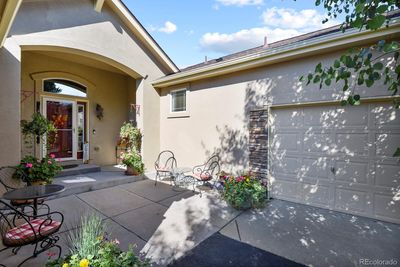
120, 150, 145, 174
21, 112, 56, 144
45, 215, 149, 267
222, 172, 267, 210
14, 154, 62, 184
119, 122, 142, 152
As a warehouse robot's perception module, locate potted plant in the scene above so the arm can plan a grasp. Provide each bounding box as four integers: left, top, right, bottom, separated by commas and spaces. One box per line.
119, 122, 142, 152
120, 150, 144, 176
14, 154, 63, 185
21, 112, 56, 145
221, 172, 267, 210
45, 215, 149, 267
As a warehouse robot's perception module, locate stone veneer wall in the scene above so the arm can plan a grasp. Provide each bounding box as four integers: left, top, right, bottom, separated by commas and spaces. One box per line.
249, 109, 268, 179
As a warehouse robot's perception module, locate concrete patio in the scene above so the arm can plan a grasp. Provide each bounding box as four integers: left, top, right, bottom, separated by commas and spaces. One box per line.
1, 177, 399, 267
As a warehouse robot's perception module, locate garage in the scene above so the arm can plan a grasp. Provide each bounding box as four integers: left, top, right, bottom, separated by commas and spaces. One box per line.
270, 101, 400, 224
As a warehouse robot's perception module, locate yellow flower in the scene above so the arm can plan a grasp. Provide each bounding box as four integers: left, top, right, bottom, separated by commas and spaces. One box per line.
246, 178, 250, 183
62, 263, 69, 267
79, 259, 89, 267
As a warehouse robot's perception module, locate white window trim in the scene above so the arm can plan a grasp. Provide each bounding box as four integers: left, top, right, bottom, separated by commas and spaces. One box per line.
168, 88, 190, 118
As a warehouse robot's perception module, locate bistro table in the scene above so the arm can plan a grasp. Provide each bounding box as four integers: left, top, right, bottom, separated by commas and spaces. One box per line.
2, 184, 65, 217
171, 167, 193, 187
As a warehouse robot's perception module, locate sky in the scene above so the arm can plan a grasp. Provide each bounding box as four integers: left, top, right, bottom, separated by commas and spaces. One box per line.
124, 0, 340, 69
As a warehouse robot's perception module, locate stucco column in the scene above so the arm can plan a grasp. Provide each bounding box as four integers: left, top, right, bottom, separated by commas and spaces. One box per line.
135, 78, 160, 170
0, 38, 21, 165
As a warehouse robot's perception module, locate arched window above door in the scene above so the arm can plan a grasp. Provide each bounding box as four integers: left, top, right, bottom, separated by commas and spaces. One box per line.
43, 79, 87, 97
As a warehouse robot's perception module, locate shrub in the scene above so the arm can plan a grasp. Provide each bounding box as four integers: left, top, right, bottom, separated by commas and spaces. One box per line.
46, 215, 149, 267
221, 172, 267, 210
14, 154, 62, 184
119, 122, 142, 152
120, 150, 144, 174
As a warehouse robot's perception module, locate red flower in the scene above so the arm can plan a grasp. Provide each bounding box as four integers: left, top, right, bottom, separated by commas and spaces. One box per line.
50, 154, 56, 159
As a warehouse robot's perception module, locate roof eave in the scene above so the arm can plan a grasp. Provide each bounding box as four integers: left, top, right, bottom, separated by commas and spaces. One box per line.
152, 20, 400, 88
0, 0, 22, 48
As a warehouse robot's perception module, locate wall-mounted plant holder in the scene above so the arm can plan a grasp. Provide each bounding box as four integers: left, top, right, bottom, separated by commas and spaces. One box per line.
96, 104, 104, 120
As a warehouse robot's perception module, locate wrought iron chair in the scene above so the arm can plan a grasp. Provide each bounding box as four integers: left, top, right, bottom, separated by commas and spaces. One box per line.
154, 150, 177, 185
0, 200, 64, 267
0, 166, 49, 214
186, 155, 220, 194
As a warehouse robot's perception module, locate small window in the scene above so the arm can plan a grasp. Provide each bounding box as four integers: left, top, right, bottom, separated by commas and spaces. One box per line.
44, 79, 87, 97
171, 89, 186, 112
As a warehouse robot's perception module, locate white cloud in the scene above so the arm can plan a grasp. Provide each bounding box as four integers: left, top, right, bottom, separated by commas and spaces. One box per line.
200, 27, 301, 54
262, 7, 337, 31
158, 21, 177, 34
200, 7, 339, 54
216, 0, 264, 6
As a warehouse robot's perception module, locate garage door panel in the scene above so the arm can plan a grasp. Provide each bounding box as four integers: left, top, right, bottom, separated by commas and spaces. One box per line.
271, 156, 301, 176
304, 132, 333, 153
303, 106, 337, 127
335, 161, 368, 184
336, 105, 369, 127
271, 180, 299, 201
374, 164, 400, 188
271, 132, 300, 153
272, 109, 303, 127
300, 183, 330, 207
271, 101, 400, 224
335, 188, 369, 213
301, 157, 330, 180
335, 133, 369, 156
374, 193, 400, 222
375, 132, 400, 158
372, 103, 400, 127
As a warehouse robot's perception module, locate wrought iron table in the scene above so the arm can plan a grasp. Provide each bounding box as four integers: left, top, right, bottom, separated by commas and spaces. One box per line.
2, 184, 65, 217
171, 167, 193, 187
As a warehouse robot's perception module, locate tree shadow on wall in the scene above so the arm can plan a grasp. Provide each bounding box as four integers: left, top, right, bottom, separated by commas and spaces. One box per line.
201, 78, 274, 174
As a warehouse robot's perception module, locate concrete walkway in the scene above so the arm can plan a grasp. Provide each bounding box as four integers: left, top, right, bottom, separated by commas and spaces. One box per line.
1, 178, 399, 267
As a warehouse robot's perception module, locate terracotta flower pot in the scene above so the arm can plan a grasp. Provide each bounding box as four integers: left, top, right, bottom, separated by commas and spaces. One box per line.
125, 166, 140, 176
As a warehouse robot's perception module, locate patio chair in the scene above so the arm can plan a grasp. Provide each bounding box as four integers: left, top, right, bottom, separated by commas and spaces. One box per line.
186, 155, 220, 194
0, 199, 64, 267
0, 166, 49, 214
154, 150, 177, 185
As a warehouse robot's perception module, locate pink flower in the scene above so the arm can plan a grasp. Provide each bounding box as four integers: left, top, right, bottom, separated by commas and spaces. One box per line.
46, 251, 56, 258
48, 160, 52, 164
50, 154, 56, 159
26, 163, 33, 168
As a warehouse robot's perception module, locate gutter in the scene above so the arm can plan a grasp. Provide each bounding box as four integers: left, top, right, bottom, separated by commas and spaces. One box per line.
152, 19, 400, 88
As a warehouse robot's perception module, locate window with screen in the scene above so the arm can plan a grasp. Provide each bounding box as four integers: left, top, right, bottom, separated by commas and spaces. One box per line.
171, 89, 186, 112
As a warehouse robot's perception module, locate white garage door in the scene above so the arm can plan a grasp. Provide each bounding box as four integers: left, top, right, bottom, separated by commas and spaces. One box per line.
270, 102, 400, 224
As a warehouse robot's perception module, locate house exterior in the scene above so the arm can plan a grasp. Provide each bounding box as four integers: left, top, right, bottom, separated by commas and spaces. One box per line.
153, 15, 400, 224
0, 0, 177, 167
0, 0, 399, 224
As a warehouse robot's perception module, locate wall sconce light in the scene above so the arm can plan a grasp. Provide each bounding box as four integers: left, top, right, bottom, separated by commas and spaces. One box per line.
96, 104, 104, 120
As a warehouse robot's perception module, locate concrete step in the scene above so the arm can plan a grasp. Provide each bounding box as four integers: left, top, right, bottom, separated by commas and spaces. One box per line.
52, 170, 146, 199
57, 164, 101, 177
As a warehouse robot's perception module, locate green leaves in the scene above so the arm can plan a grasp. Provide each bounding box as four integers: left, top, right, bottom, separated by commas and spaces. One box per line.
373, 62, 384, 70
367, 14, 386, 30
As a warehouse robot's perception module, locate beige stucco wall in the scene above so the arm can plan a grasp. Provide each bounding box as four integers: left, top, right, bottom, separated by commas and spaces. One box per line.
0, 0, 169, 168
159, 49, 396, 173
0, 39, 21, 166
21, 51, 131, 165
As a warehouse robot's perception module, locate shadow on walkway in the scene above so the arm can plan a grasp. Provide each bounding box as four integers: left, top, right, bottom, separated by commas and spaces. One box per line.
169, 232, 305, 267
